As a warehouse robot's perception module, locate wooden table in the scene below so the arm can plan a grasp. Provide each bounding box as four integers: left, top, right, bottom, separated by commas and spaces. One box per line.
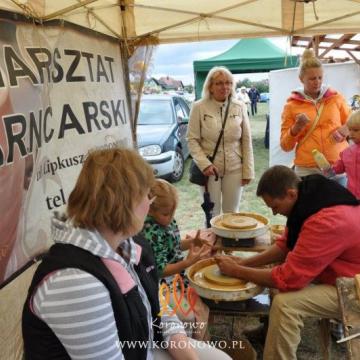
336, 277, 360, 359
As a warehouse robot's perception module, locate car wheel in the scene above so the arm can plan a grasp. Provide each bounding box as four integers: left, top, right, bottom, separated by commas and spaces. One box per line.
168, 148, 184, 182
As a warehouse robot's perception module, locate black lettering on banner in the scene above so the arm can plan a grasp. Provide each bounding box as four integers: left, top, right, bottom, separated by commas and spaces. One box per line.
3, 114, 27, 164
44, 106, 54, 143
104, 56, 115, 82
58, 104, 85, 138
52, 48, 63, 83
83, 101, 101, 132
5, 46, 38, 86
82, 52, 94, 82
65, 49, 86, 82
26, 48, 52, 83
96, 55, 109, 82
29, 110, 42, 151
72, 155, 80, 165
111, 100, 127, 126
56, 155, 68, 170
100, 100, 112, 128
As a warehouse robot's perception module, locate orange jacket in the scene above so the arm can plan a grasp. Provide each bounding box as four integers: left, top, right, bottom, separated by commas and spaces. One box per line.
280, 88, 350, 167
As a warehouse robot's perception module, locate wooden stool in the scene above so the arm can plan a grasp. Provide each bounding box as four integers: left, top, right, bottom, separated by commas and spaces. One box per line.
336, 277, 360, 359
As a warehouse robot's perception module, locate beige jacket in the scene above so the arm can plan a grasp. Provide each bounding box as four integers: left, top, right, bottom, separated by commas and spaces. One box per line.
187, 97, 254, 179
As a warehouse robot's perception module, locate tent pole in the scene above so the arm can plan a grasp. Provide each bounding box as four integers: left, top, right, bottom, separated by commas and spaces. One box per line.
119, 1, 136, 146
312, 36, 319, 57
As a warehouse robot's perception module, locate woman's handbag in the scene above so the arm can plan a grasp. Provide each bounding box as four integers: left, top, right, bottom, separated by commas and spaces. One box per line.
189, 98, 231, 185
189, 159, 208, 186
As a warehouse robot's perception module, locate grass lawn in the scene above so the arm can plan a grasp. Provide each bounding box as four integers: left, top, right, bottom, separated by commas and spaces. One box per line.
174, 102, 286, 234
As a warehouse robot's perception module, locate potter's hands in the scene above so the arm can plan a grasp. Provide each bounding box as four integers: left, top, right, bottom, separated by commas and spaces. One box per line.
291, 113, 310, 136
203, 164, 218, 178
215, 255, 244, 277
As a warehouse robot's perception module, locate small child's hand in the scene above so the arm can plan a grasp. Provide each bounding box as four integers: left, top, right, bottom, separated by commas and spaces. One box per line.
199, 228, 216, 244
323, 167, 336, 178
186, 243, 212, 266
192, 229, 216, 247
191, 230, 202, 247
331, 129, 346, 143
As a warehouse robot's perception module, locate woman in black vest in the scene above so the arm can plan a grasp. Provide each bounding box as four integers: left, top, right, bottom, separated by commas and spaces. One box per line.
22, 148, 230, 360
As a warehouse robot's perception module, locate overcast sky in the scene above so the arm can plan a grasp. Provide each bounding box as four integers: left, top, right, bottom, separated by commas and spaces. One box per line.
150, 37, 302, 85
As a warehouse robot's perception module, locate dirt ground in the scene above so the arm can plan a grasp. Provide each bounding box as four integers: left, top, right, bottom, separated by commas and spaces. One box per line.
208, 315, 347, 359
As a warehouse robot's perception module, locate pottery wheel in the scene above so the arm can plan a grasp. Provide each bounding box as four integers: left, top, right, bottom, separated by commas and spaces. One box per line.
202, 264, 246, 286
221, 215, 258, 230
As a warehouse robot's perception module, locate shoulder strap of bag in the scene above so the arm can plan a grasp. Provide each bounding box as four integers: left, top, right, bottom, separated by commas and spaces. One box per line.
297, 102, 325, 148
209, 96, 231, 161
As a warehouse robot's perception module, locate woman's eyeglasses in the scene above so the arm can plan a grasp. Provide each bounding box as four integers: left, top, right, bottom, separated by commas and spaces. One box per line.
213, 81, 232, 87
147, 194, 157, 205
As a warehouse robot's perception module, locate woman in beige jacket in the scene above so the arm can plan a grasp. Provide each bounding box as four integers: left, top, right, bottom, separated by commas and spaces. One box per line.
187, 66, 254, 216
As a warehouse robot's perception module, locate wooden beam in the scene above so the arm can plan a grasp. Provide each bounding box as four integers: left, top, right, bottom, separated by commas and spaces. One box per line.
346, 50, 360, 65
295, 10, 360, 33
312, 36, 319, 56
282, 0, 304, 33
319, 34, 354, 58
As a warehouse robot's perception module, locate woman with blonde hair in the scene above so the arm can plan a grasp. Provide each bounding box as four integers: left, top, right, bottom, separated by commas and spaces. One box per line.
280, 49, 350, 180
187, 66, 254, 217
22, 148, 230, 360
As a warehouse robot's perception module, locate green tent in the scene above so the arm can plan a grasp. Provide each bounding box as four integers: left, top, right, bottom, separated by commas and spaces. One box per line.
193, 38, 299, 99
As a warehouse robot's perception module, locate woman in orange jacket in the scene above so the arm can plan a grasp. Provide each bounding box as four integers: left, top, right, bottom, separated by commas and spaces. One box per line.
280, 49, 350, 179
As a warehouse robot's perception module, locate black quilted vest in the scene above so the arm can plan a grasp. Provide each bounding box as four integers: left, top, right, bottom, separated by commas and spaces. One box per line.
22, 239, 162, 360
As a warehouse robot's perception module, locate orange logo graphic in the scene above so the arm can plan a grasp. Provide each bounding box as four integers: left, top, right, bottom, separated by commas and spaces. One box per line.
158, 274, 199, 316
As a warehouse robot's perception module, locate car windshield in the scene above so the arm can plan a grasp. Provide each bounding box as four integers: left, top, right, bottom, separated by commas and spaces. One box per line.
138, 100, 173, 125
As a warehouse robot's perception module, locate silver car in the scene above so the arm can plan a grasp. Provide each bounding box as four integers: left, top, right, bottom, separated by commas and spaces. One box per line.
137, 95, 190, 182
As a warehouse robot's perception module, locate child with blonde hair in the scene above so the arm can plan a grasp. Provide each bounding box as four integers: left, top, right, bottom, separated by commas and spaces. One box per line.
330, 110, 360, 199
141, 179, 214, 340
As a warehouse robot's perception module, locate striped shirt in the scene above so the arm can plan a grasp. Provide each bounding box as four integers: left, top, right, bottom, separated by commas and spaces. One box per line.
31, 218, 184, 359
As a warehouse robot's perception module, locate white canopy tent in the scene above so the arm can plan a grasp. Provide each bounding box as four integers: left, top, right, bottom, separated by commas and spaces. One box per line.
1, 2, 360, 357
1, 0, 360, 44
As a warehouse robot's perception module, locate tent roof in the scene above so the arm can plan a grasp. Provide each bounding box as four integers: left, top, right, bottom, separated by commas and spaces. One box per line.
0, 1, 360, 44
207, 38, 289, 61
194, 38, 299, 73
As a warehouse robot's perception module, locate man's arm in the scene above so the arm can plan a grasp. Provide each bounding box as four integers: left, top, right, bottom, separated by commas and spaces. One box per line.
214, 244, 286, 287
215, 256, 275, 287
239, 244, 286, 267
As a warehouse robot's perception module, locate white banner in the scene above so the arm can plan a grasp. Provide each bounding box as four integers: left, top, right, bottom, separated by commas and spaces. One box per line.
0, 18, 132, 283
